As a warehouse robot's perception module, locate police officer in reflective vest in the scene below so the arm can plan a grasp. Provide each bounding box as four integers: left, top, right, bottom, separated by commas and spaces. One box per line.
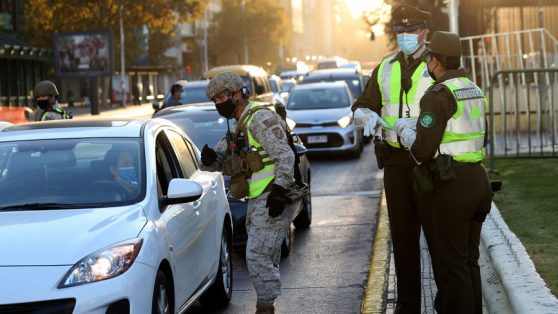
352, 4, 437, 313
396, 31, 493, 314
33, 80, 71, 121
201, 72, 299, 314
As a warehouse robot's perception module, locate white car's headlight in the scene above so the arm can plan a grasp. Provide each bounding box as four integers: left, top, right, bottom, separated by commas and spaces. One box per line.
286, 117, 296, 131
337, 115, 353, 128
58, 238, 143, 288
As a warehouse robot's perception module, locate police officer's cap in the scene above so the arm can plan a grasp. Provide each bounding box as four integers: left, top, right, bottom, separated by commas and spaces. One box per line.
428, 31, 462, 57
34, 80, 59, 97
206, 72, 247, 100
392, 4, 430, 30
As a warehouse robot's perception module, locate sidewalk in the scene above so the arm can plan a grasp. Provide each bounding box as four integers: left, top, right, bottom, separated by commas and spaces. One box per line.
61, 102, 155, 120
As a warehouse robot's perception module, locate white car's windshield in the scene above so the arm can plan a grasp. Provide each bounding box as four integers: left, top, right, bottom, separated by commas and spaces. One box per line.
0, 138, 144, 210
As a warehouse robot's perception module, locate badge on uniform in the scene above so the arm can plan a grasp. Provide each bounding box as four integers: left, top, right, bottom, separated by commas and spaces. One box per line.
272, 127, 284, 139
419, 112, 435, 128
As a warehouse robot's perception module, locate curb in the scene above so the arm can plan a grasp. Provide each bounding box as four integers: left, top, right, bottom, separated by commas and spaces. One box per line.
481, 202, 558, 313
361, 190, 390, 314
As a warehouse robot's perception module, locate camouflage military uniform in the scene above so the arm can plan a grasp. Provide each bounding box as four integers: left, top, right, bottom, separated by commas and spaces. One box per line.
203, 102, 299, 305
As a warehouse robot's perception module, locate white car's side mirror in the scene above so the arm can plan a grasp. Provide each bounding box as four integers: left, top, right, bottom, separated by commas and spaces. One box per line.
164, 178, 203, 205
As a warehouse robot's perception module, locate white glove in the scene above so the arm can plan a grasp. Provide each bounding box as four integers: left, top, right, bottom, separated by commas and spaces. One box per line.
400, 128, 416, 148
353, 108, 388, 137
393, 117, 418, 136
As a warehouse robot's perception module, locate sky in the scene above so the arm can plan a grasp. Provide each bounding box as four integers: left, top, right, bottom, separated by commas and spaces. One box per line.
343, 0, 391, 35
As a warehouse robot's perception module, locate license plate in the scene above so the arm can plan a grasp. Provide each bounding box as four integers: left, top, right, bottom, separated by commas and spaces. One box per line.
307, 135, 328, 144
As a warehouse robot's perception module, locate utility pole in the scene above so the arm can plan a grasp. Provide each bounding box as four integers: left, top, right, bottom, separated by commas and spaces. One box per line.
242, 0, 249, 64
119, 2, 127, 107
203, 8, 209, 74
448, 0, 459, 34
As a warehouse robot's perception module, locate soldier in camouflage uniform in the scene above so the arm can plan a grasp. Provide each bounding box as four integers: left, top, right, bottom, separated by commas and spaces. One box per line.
201, 72, 299, 314
33, 80, 71, 121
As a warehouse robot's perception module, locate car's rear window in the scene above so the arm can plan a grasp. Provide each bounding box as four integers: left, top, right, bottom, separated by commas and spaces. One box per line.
286, 87, 350, 110
0, 138, 145, 210
302, 76, 362, 98
180, 86, 210, 104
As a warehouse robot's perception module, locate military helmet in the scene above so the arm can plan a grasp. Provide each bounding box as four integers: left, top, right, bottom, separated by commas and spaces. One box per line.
34, 80, 59, 97
206, 72, 247, 100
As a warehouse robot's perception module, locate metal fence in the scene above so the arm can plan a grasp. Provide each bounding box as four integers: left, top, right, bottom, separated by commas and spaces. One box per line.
487, 69, 558, 170
460, 29, 558, 170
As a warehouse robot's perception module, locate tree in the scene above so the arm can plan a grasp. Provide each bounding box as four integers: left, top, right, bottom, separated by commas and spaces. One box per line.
208, 0, 288, 70
22, 0, 208, 67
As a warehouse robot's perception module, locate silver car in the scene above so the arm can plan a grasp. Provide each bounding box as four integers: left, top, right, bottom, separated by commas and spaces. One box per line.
286, 82, 363, 158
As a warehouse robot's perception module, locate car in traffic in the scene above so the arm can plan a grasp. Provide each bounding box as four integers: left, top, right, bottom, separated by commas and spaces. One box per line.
285, 82, 363, 157
268, 74, 286, 106
152, 103, 312, 255
280, 78, 297, 104
0, 119, 233, 313
152, 79, 210, 111
205, 65, 275, 104
301, 68, 366, 98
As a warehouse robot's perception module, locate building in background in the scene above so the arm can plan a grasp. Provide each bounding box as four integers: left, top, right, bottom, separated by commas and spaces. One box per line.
0, 0, 52, 109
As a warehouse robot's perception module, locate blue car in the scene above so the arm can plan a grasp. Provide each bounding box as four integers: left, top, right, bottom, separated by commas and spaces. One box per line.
153, 103, 312, 256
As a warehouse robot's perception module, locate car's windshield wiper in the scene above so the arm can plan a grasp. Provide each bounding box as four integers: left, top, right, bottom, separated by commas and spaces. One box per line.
0, 203, 80, 211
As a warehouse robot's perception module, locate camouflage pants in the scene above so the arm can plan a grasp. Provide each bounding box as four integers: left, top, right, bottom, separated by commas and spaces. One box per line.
245, 191, 300, 304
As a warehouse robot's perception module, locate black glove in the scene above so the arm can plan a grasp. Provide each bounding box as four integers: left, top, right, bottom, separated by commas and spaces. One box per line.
201, 144, 217, 166
266, 184, 288, 218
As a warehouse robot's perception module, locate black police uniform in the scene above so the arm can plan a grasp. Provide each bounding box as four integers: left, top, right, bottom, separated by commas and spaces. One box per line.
351, 5, 438, 313
411, 69, 493, 313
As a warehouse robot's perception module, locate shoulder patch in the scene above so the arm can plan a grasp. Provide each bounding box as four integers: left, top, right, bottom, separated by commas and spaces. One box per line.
419, 112, 436, 128
272, 127, 284, 139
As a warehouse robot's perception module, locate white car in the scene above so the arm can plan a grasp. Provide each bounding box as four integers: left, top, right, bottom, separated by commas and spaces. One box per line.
0, 119, 233, 313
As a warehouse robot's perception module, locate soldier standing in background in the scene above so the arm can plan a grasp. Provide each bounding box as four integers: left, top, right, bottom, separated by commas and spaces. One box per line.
201, 72, 300, 314
33, 80, 72, 121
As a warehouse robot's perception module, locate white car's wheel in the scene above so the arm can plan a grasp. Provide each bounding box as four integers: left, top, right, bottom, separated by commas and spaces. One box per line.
200, 229, 232, 308
152, 270, 172, 314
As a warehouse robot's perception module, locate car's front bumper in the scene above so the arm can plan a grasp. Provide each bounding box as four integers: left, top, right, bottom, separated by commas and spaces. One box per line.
293, 124, 362, 154
0, 262, 155, 313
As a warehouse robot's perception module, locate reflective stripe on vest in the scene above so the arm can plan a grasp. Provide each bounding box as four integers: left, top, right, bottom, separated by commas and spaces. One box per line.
40, 107, 70, 121
244, 102, 276, 199
377, 55, 434, 147
437, 77, 487, 162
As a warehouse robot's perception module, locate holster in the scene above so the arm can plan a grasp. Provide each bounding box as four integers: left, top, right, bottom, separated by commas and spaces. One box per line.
433, 154, 456, 182
373, 136, 388, 169
412, 163, 434, 194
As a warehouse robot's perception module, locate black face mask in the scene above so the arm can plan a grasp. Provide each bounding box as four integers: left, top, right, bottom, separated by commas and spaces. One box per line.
215, 98, 236, 119
36, 99, 51, 110
428, 69, 437, 81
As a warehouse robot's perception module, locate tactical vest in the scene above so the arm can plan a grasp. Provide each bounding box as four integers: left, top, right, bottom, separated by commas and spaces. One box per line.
377, 54, 433, 147
437, 77, 487, 163
40, 107, 71, 121
240, 102, 276, 199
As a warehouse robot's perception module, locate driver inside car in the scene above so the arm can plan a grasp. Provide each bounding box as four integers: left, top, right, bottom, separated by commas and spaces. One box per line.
105, 150, 139, 196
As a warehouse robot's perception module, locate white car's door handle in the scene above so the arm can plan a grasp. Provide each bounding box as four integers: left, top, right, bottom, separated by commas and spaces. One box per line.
211, 180, 218, 189
193, 200, 201, 213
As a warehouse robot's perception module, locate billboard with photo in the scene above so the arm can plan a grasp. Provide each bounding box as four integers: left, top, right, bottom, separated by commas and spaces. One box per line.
54, 31, 113, 77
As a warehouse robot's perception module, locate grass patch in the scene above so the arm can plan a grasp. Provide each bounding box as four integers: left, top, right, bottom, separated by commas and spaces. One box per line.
489, 158, 558, 295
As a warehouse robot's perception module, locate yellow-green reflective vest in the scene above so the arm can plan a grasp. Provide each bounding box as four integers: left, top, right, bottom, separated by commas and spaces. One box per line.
244, 102, 276, 199
40, 107, 70, 121
377, 54, 434, 147
437, 77, 487, 163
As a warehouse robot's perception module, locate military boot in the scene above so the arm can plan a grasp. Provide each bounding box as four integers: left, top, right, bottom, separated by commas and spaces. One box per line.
255, 303, 275, 314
